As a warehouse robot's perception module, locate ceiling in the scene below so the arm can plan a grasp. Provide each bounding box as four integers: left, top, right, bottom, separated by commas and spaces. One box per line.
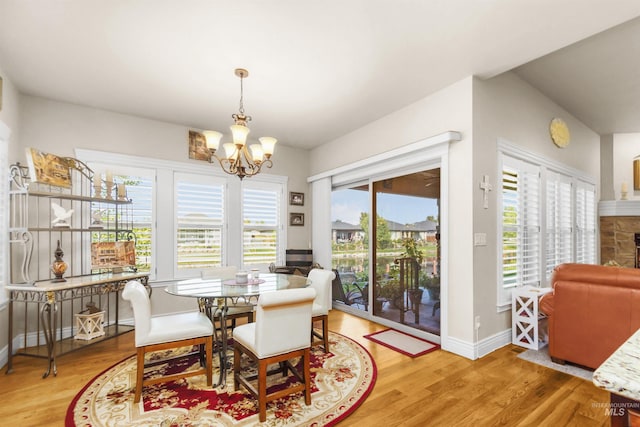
1, 1, 640, 149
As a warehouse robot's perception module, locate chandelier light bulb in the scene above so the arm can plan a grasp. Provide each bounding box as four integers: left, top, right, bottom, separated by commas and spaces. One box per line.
259, 137, 277, 158
203, 130, 223, 151
250, 144, 264, 162
223, 143, 238, 160
230, 124, 250, 147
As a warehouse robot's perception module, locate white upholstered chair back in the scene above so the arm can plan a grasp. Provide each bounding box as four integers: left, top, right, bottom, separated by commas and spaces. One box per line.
202, 266, 238, 280
307, 269, 336, 314
122, 280, 151, 347
254, 288, 316, 358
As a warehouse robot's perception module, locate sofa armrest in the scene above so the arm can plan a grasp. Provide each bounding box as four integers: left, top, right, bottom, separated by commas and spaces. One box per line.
539, 293, 554, 317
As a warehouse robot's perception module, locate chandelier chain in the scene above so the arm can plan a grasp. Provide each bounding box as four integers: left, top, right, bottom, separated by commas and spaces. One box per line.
238, 73, 245, 116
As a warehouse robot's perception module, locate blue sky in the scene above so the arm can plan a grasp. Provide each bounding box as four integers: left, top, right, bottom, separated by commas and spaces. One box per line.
331, 189, 438, 225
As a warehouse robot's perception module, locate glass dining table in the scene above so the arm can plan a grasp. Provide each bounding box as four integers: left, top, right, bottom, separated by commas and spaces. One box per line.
165, 273, 310, 387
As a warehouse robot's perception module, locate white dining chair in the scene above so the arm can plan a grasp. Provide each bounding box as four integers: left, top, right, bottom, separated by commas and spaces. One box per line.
122, 280, 213, 403
307, 268, 336, 352
233, 287, 316, 422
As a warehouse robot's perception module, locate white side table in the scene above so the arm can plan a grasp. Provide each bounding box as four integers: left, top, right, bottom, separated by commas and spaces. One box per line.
512, 286, 553, 350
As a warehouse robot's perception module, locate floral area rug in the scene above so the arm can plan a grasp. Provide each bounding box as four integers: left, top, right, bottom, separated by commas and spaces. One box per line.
66, 332, 376, 426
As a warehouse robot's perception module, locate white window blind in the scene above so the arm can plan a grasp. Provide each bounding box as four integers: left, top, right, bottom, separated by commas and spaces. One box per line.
575, 180, 596, 264
500, 156, 541, 305
545, 171, 573, 280
242, 182, 281, 266
175, 173, 224, 272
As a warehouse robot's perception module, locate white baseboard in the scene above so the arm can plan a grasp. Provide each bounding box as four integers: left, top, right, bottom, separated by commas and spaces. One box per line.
444, 328, 512, 360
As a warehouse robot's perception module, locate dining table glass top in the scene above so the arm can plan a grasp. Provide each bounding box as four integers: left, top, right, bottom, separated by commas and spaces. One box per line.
165, 273, 309, 299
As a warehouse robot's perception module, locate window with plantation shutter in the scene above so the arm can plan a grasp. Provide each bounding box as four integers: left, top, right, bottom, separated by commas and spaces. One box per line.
545, 171, 573, 280
575, 180, 596, 264
499, 156, 541, 306
124, 173, 154, 274
175, 173, 224, 272
242, 182, 282, 266
497, 141, 597, 309
94, 168, 155, 275
77, 149, 287, 280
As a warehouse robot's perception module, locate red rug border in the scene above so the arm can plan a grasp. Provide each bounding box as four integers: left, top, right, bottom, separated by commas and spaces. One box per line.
363, 328, 440, 358
65, 330, 377, 427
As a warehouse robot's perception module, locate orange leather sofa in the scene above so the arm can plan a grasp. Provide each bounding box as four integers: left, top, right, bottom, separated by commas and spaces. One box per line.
539, 263, 640, 370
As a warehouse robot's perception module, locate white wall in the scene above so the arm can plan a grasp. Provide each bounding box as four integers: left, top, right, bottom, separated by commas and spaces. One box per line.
472, 72, 601, 343
0, 67, 20, 366
309, 72, 601, 358
611, 133, 640, 200
17, 95, 312, 250
309, 77, 476, 346
600, 134, 615, 200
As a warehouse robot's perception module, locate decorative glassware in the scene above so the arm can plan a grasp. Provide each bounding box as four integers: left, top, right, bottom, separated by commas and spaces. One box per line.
51, 240, 68, 282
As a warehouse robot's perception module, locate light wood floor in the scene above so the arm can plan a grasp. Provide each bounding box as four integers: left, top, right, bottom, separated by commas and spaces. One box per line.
0, 310, 609, 426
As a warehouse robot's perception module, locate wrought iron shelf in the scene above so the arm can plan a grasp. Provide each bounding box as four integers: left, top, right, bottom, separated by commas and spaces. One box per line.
27, 190, 132, 205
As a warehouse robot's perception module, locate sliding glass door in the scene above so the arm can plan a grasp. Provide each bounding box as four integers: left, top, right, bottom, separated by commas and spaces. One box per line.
330, 169, 441, 337
371, 170, 440, 336
331, 184, 369, 313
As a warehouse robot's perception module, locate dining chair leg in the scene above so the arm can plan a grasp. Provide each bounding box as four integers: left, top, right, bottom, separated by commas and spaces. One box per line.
258, 359, 268, 422
205, 336, 213, 386
135, 348, 145, 403
321, 315, 329, 352
233, 346, 241, 391
303, 348, 311, 405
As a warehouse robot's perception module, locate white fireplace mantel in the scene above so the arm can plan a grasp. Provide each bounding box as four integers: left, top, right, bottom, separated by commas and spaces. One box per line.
599, 200, 640, 217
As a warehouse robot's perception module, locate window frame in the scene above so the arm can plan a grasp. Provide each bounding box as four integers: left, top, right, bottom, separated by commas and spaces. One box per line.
241, 180, 285, 269
173, 172, 227, 278
75, 149, 288, 282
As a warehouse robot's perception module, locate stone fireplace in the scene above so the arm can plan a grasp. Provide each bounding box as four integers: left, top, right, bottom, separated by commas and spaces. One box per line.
599, 201, 640, 268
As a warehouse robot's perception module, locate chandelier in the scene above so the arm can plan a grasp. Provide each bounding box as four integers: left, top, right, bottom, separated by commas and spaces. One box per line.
203, 68, 277, 180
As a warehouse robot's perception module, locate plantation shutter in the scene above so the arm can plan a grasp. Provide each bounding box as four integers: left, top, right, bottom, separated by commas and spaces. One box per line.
545, 171, 573, 279
242, 182, 281, 266
575, 180, 596, 264
500, 156, 541, 305
122, 173, 154, 274
175, 173, 224, 271
87, 166, 155, 276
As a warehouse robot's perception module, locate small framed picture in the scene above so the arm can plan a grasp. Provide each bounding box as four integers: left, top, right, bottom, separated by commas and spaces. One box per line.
290, 212, 304, 226
289, 191, 304, 206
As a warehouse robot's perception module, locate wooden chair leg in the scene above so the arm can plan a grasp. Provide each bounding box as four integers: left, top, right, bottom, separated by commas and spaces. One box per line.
135, 347, 145, 403
205, 336, 213, 386
303, 348, 311, 405
322, 315, 329, 352
233, 346, 241, 390
258, 359, 268, 422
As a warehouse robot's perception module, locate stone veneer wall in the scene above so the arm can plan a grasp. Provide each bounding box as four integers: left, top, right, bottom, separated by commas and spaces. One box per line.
600, 216, 640, 268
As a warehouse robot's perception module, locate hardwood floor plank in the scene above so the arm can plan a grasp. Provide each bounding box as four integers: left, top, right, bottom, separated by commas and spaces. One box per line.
0, 310, 610, 426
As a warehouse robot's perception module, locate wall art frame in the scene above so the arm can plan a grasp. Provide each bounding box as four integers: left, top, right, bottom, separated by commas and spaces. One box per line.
290, 212, 304, 226
25, 147, 73, 188
289, 191, 304, 206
